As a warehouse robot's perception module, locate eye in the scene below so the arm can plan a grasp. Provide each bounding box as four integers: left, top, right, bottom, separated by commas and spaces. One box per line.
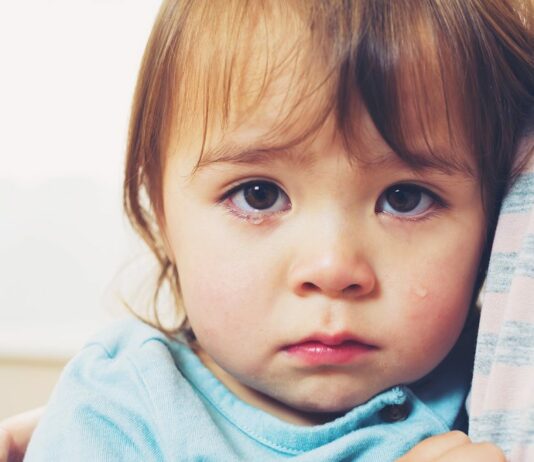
376, 184, 440, 218
225, 180, 291, 215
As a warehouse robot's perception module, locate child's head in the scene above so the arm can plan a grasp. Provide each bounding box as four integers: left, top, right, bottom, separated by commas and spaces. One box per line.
124, 1, 533, 423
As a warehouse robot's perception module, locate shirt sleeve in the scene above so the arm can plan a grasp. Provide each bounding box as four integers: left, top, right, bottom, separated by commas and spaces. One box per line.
24, 341, 164, 462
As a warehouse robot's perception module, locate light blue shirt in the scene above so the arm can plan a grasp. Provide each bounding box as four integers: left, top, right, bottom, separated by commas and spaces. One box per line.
25, 318, 475, 461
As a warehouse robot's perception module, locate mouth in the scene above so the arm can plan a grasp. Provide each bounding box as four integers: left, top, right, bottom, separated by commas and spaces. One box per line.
282, 334, 377, 366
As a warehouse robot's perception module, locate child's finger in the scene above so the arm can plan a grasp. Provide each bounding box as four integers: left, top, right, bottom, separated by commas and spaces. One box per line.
434, 441, 506, 462
0, 427, 12, 462
396, 431, 470, 461
0, 406, 45, 462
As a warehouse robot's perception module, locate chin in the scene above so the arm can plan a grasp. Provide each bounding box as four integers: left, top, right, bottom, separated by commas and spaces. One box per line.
286, 388, 370, 415
283, 397, 360, 425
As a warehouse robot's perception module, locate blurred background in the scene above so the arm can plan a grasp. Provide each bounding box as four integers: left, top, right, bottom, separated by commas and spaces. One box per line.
0, 0, 161, 418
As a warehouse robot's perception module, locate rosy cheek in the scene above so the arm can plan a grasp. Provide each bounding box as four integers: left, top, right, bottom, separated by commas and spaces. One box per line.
407, 275, 469, 320
180, 257, 261, 338
403, 274, 471, 357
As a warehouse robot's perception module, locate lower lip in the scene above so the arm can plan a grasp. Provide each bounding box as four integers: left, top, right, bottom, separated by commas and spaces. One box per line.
283, 341, 375, 365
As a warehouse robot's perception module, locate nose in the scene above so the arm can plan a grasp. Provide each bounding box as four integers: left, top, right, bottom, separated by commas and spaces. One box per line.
288, 234, 377, 300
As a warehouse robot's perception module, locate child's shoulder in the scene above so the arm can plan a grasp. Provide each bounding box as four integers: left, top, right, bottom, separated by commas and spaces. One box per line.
84, 317, 170, 359
52, 317, 176, 399
63, 317, 183, 394
25, 319, 188, 460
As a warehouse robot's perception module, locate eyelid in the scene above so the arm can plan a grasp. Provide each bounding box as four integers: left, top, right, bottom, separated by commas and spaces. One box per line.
220, 176, 286, 198
219, 178, 291, 223
385, 182, 447, 205
376, 182, 448, 220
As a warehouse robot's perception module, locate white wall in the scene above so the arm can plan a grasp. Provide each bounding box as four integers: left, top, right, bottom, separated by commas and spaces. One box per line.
0, 0, 161, 369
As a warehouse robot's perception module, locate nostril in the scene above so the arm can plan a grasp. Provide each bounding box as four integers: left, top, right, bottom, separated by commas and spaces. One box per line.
302, 282, 319, 292
301, 282, 363, 296
342, 284, 360, 295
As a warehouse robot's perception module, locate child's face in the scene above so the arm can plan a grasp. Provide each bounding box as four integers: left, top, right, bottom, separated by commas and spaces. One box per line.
162, 103, 486, 425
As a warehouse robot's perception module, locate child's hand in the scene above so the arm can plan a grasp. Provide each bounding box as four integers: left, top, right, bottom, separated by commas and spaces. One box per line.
0, 427, 17, 462
397, 431, 505, 462
0, 407, 44, 462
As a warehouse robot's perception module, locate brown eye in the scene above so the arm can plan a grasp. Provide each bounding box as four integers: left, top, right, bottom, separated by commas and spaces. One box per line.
243, 182, 280, 210
386, 186, 422, 212
376, 184, 438, 217
227, 180, 291, 214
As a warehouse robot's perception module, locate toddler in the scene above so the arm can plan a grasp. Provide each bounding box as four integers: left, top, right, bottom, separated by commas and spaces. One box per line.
25, 0, 533, 460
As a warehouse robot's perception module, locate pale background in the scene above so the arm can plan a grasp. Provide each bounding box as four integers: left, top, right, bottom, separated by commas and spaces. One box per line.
0, 0, 161, 418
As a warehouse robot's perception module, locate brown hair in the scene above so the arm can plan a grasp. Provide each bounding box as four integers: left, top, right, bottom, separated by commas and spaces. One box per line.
124, 0, 534, 334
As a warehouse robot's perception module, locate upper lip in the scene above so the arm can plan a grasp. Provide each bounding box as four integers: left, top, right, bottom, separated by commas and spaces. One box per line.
285, 332, 377, 348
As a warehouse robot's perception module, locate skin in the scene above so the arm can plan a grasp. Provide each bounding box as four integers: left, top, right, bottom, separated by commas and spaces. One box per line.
398, 432, 506, 462
0, 84, 506, 462
1, 114, 505, 462
162, 105, 487, 426
0, 407, 45, 462
0, 12, 507, 459
2, 127, 503, 462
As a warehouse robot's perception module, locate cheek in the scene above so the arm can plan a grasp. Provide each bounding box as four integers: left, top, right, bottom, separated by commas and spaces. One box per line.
404, 279, 468, 347
407, 222, 483, 313
173, 228, 275, 348
395, 238, 481, 367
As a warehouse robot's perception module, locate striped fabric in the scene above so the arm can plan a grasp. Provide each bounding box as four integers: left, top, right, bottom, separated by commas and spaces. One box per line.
470, 126, 534, 461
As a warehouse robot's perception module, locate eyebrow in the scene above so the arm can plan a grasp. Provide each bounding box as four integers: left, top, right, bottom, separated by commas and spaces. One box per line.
368, 150, 477, 178
195, 142, 475, 178
195, 143, 316, 170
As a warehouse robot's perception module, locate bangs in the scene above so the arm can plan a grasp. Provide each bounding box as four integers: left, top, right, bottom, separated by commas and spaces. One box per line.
346, 1, 474, 173
173, 1, 482, 177
131, 0, 532, 219
169, 1, 342, 160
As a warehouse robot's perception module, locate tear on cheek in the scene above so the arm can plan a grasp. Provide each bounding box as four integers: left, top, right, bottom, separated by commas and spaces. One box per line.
413, 286, 428, 299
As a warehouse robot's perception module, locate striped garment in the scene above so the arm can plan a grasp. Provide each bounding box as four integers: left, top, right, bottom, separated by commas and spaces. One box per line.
469, 125, 534, 461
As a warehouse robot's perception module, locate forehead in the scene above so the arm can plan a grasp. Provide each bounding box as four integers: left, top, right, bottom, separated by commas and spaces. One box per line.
166, 1, 476, 177
194, 108, 475, 179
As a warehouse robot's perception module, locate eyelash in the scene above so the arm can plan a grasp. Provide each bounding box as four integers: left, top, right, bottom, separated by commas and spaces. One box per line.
375, 183, 447, 221
219, 180, 447, 224
220, 180, 291, 224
